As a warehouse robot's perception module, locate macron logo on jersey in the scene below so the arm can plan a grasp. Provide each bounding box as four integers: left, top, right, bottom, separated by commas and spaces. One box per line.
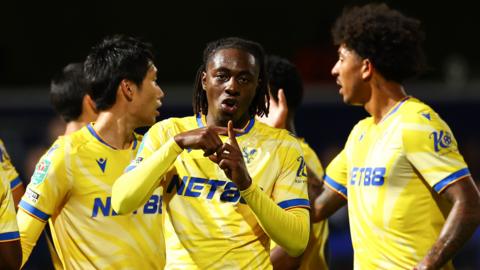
96, 158, 107, 173
421, 112, 431, 120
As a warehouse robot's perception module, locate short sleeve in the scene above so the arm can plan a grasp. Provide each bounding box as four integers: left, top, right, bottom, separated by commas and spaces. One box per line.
19, 139, 71, 222
0, 177, 19, 241
272, 137, 310, 210
0, 139, 22, 190
402, 110, 470, 193
301, 142, 324, 180
324, 149, 348, 199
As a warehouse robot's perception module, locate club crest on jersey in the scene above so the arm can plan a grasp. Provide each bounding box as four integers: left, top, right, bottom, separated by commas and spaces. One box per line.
430, 130, 452, 152
31, 159, 51, 185
242, 147, 257, 164
96, 158, 107, 173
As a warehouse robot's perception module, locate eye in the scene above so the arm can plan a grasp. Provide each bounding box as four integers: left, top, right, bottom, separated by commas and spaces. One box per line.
215, 73, 229, 81
238, 75, 251, 84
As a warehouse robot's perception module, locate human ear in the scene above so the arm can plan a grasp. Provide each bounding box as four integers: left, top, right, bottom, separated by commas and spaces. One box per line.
120, 79, 134, 101
361, 59, 373, 80
201, 71, 207, 91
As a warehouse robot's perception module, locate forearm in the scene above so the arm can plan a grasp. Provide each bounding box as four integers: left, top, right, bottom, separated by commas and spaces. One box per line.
16, 210, 46, 267
312, 186, 347, 222
240, 184, 309, 257
112, 138, 182, 214
419, 200, 480, 268
270, 245, 302, 270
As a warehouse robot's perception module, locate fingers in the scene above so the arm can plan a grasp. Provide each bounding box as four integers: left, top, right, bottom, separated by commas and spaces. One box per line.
227, 120, 240, 148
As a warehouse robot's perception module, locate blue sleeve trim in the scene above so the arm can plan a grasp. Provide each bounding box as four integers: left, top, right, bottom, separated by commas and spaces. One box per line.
10, 176, 22, 189
433, 168, 471, 193
277, 198, 310, 209
324, 175, 348, 197
19, 200, 50, 221
0, 231, 20, 241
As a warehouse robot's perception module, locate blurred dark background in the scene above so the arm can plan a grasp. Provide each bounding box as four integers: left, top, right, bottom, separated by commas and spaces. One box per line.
1, 1, 479, 269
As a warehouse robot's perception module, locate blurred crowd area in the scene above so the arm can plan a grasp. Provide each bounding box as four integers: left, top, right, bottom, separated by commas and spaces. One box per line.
1, 87, 479, 269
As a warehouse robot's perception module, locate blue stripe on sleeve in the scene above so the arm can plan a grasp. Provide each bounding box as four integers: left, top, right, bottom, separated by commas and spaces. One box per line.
277, 198, 310, 209
0, 231, 20, 241
433, 168, 470, 193
19, 200, 50, 221
10, 176, 22, 189
324, 175, 348, 197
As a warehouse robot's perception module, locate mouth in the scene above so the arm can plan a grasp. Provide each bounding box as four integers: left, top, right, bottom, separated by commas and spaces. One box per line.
336, 79, 343, 94
220, 98, 239, 115
156, 100, 162, 116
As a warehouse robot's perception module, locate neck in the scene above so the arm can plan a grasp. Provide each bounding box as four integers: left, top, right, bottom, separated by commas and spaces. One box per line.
92, 109, 136, 149
205, 113, 250, 129
285, 114, 296, 135
64, 121, 88, 135
364, 77, 407, 124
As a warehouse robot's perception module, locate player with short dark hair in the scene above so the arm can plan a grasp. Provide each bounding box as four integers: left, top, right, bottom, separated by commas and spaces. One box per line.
17, 34, 165, 269
50, 62, 97, 135
314, 3, 480, 269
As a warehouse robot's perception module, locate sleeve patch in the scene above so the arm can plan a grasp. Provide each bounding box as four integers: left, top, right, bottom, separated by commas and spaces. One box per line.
31, 159, 51, 185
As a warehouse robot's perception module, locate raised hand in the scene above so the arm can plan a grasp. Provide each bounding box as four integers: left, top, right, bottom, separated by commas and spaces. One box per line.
209, 121, 252, 190
257, 88, 288, 129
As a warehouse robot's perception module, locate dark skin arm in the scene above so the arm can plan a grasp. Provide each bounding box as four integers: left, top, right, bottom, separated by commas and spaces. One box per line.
312, 185, 347, 223
0, 240, 22, 270
174, 125, 243, 157
414, 176, 480, 270
208, 121, 251, 190
11, 184, 25, 211
270, 168, 322, 269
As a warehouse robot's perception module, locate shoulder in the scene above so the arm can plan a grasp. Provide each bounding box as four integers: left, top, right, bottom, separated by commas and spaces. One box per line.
150, 116, 195, 133
399, 98, 450, 130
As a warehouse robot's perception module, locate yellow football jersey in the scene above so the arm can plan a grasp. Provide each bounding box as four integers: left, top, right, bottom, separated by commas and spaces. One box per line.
270, 140, 329, 269
134, 115, 309, 269
19, 124, 165, 269
1, 166, 19, 242
0, 138, 23, 191
325, 97, 469, 269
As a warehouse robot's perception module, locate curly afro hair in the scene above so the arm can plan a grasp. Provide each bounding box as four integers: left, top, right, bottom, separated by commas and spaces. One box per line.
332, 3, 426, 83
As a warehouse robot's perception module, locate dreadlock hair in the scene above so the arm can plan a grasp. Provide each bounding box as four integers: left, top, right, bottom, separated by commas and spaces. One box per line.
192, 37, 269, 117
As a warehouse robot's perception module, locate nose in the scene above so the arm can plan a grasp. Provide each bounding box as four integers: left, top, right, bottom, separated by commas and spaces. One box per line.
158, 86, 165, 99
331, 61, 339, 77
225, 77, 240, 96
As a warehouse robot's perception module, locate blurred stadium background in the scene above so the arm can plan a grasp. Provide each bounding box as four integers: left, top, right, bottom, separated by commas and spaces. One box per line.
1, 1, 479, 269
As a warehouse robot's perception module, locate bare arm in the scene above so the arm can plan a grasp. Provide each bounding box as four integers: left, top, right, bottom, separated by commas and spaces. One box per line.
11, 184, 25, 211
312, 185, 347, 222
415, 176, 480, 270
0, 240, 22, 270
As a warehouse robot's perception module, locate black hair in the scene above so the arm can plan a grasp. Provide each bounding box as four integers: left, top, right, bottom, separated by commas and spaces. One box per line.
84, 34, 154, 110
266, 55, 304, 112
50, 62, 89, 122
332, 3, 426, 83
193, 37, 269, 117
